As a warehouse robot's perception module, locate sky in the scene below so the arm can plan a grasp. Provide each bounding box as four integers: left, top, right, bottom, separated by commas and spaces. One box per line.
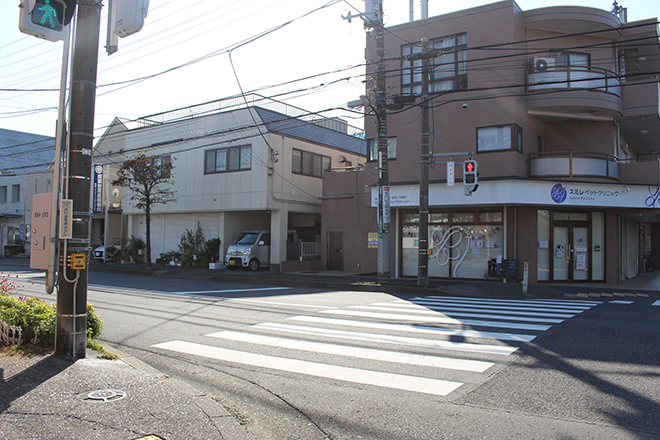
1, 0, 658, 139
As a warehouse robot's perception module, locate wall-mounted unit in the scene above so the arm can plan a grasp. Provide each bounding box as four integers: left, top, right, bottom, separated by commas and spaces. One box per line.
532, 57, 555, 71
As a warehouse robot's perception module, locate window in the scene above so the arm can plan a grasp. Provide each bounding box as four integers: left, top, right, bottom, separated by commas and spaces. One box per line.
292, 149, 331, 177
154, 154, 172, 179
367, 137, 397, 162
550, 51, 590, 67
205, 145, 251, 174
11, 184, 20, 203
0, 186, 6, 204
477, 125, 523, 152
401, 33, 467, 95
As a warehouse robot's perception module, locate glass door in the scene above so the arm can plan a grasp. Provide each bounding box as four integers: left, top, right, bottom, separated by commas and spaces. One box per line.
552, 222, 590, 281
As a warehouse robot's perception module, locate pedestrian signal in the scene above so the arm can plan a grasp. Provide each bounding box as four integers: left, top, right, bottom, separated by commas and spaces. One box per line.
19, 0, 76, 42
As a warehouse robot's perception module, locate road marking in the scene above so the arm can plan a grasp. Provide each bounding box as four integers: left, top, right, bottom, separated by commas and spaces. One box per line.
653, 300, 660, 306
321, 309, 552, 331
610, 300, 634, 304
354, 304, 575, 320
414, 296, 600, 306
402, 299, 592, 313
289, 316, 537, 342
206, 331, 494, 373
172, 287, 291, 295
152, 340, 463, 396
253, 322, 518, 355
231, 298, 332, 309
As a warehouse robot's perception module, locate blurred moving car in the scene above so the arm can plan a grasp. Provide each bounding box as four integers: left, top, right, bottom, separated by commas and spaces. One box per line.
92, 245, 119, 261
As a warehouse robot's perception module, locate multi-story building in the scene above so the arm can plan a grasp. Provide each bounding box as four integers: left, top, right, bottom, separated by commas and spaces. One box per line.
322, 0, 660, 283
93, 95, 365, 271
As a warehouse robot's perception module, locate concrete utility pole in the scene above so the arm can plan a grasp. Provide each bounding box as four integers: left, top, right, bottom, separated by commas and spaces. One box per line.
55, 0, 102, 358
373, 0, 390, 284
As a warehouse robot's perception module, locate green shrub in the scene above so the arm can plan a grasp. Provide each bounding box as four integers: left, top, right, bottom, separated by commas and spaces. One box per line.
1, 292, 104, 348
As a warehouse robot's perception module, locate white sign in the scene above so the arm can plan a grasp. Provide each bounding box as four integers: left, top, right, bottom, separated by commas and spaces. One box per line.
447, 161, 455, 187
59, 199, 73, 240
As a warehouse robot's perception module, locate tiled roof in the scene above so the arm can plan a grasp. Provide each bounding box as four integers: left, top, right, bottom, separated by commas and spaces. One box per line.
254, 107, 366, 156
0, 128, 54, 173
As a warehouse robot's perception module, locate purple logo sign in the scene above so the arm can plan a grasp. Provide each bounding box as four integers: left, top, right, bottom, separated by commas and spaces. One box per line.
551, 184, 567, 204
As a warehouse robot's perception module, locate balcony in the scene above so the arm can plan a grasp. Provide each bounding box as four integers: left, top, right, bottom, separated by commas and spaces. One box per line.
528, 65, 621, 96
528, 152, 618, 180
528, 153, 660, 185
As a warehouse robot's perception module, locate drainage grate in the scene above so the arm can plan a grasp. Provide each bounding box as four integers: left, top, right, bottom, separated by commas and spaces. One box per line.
79, 389, 126, 403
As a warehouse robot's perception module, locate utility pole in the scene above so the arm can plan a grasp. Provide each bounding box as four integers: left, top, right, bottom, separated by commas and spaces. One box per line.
373, 0, 390, 284
409, 38, 436, 287
55, 0, 102, 358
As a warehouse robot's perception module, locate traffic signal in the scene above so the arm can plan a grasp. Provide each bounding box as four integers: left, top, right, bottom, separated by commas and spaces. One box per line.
463, 159, 478, 195
19, 0, 76, 42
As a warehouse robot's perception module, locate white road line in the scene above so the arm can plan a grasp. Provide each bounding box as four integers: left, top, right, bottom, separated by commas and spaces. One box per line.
346, 305, 564, 324
653, 300, 660, 306
364, 303, 577, 319
401, 299, 591, 313
414, 296, 600, 306
321, 309, 552, 331
254, 322, 518, 355
152, 340, 463, 396
206, 331, 494, 373
610, 300, 634, 304
231, 298, 333, 309
172, 287, 291, 295
288, 316, 537, 342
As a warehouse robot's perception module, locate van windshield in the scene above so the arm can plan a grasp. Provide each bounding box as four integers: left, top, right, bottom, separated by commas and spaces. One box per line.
237, 233, 260, 245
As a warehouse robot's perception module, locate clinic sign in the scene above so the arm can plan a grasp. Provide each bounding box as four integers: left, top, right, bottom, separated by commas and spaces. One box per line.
93, 165, 104, 214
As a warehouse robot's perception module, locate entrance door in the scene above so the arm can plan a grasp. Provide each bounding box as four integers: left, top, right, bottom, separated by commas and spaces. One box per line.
327, 232, 344, 270
553, 223, 589, 281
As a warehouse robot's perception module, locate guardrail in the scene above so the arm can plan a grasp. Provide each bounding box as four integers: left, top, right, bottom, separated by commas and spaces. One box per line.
527, 66, 621, 96
528, 152, 618, 180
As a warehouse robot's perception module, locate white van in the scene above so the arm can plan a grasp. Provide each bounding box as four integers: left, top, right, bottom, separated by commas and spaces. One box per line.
225, 229, 299, 271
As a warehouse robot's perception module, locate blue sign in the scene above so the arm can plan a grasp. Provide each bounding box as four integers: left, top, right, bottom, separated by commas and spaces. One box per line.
550, 184, 567, 204
93, 165, 104, 214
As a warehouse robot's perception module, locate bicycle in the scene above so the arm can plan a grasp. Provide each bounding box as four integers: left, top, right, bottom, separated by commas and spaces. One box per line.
645, 252, 656, 272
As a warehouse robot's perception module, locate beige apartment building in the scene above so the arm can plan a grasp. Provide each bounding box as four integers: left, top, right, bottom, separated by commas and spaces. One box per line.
322, 0, 660, 283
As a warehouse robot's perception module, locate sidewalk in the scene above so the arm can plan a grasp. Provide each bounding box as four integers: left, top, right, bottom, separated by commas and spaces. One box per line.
1, 257, 658, 440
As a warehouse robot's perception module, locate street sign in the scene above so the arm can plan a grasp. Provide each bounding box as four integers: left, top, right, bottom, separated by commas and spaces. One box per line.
447, 161, 455, 187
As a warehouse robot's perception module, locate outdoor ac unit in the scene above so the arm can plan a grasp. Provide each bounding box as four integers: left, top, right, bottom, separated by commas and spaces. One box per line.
533, 57, 555, 71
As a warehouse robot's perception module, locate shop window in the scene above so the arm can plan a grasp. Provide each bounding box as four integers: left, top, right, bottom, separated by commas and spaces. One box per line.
452, 212, 474, 223
479, 212, 502, 223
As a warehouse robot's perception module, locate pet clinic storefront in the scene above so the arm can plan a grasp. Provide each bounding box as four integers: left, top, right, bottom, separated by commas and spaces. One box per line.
373, 181, 658, 283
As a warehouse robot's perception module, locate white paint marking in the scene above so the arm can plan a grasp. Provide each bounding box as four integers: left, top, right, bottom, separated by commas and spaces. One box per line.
254, 322, 518, 355
609, 300, 634, 304
346, 305, 564, 324
402, 299, 591, 313
321, 309, 552, 331
360, 304, 576, 319
173, 287, 291, 295
653, 300, 660, 306
414, 296, 600, 306
289, 316, 537, 342
206, 331, 494, 373
152, 340, 463, 396
231, 298, 332, 309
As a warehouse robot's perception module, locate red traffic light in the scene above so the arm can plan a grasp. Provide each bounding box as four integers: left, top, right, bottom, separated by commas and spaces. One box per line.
465, 162, 474, 173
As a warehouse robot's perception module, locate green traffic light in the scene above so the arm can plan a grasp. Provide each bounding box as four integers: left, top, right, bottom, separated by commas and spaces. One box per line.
31, 0, 64, 31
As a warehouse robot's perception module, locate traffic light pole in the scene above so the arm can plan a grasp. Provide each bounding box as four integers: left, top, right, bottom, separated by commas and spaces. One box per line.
55, 0, 102, 358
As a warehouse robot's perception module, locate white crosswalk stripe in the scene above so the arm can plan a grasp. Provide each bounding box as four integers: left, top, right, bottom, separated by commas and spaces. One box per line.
153, 296, 599, 397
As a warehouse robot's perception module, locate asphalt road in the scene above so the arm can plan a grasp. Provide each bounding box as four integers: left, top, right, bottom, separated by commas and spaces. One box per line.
7, 265, 660, 440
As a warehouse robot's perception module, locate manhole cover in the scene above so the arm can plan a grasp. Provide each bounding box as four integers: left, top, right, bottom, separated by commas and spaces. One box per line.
79, 389, 126, 402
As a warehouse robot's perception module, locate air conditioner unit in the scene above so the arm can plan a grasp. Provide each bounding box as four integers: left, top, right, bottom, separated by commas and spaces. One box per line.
533, 57, 555, 71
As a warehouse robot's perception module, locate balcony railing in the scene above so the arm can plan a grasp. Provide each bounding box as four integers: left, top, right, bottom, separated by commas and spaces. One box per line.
528, 152, 618, 180
527, 66, 621, 96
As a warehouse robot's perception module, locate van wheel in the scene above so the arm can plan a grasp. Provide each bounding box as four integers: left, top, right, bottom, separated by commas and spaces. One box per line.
249, 259, 260, 271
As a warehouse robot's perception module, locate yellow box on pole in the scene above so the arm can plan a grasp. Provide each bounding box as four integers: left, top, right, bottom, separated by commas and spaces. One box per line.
70, 253, 86, 270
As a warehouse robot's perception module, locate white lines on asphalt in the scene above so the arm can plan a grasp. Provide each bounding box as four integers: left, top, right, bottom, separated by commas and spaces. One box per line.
411, 296, 600, 307
653, 300, 660, 306
320, 309, 552, 331
253, 322, 518, 355
609, 300, 634, 304
351, 305, 571, 321
152, 340, 463, 397
172, 287, 291, 295
230, 298, 333, 309
401, 299, 592, 313
288, 316, 537, 342
206, 330, 494, 373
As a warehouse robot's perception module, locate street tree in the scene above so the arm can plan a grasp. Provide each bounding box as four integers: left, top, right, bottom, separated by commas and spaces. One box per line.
112, 152, 176, 267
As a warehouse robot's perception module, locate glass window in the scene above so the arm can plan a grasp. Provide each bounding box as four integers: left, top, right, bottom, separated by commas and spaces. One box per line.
430, 213, 448, 223
403, 213, 420, 224
479, 212, 503, 223
551, 51, 590, 67
401, 33, 467, 96
367, 137, 397, 162
452, 212, 474, 223
537, 209, 550, 281
292, 148, 331, 178
477, 125, 522, 152
11, 184, 20, 203
0, 186, 6, 204
204, 145, 251, 174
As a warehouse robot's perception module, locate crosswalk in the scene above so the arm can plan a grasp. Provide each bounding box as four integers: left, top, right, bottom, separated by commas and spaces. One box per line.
152, 295, 599, 397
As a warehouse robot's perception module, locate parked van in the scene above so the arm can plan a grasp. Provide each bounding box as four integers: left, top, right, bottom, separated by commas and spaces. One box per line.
225, 230, 299, 271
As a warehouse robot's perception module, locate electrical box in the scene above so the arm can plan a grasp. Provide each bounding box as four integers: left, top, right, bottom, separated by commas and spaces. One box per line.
113, 0, 149, 38
69, 253, 86, 270
30, 193, 53, 270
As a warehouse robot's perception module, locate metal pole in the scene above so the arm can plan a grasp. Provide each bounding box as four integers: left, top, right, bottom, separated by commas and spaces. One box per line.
418, 38, 431, 287
374, 0, 390, 284
55, 0, 102, 358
